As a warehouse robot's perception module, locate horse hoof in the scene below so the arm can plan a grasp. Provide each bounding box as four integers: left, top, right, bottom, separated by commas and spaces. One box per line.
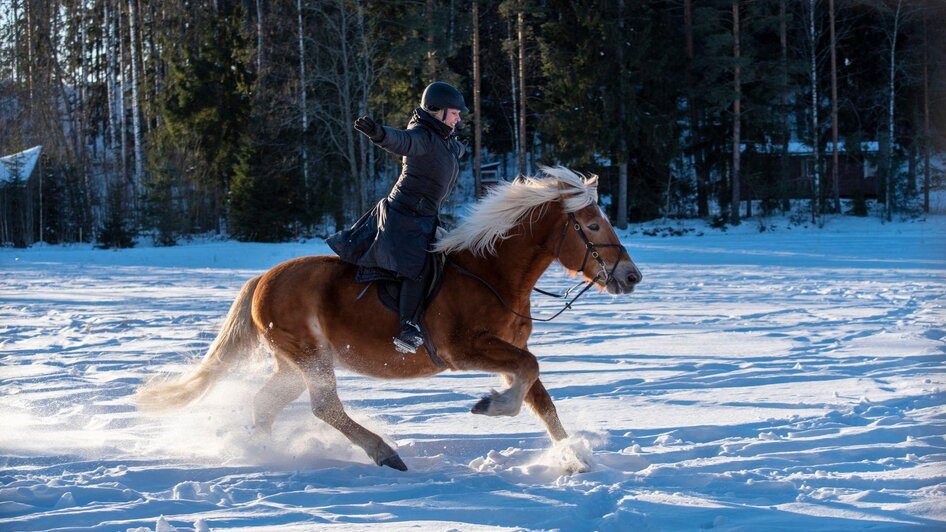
471, 396, 491, 415
379, 454, 408, 472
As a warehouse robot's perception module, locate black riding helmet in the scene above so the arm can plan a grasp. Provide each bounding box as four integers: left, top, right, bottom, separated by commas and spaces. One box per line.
421, 81, 469, 113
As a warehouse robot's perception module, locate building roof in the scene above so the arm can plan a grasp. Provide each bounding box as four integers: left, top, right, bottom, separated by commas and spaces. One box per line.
0, 145, 42, 184
743, 140, 880, 154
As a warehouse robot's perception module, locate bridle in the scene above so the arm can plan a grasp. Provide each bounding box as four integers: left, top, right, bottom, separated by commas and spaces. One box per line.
448, 210, 628, 322
555, 212, 627, 286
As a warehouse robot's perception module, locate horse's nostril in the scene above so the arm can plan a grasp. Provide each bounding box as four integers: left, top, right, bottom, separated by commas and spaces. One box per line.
627, 271, 641, 284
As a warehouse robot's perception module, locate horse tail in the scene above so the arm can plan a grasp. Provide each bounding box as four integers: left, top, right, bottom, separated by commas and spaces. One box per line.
136, 275, 263, 411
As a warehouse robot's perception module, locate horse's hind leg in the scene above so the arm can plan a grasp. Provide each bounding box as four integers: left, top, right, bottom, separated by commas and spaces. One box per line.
253, 356, 306, 435
493, 374, 567, 442
300, 353, 407, 471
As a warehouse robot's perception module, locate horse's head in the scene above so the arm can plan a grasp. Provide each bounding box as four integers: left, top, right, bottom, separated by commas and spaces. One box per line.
555, 173, 642, 295
433, 166, 642, 295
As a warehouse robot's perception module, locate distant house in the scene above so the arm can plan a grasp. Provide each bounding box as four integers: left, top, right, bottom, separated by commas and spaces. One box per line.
743, 140, 881, 199
0, 146, 43, 185
476, 161, 503, 197
1, 146, 43, 246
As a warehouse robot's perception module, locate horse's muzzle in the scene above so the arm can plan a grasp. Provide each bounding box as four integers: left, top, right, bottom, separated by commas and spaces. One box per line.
604, 261, 642, 294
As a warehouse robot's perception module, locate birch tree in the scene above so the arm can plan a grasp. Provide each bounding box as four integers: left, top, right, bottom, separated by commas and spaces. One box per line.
685, 0, 708, 218
779, 0, 790, 211
508, 18, 519, 169
731, 0, 742, 226
472, 0, 482, 196
517, 0, 527, 176
616, 0, 628, 228
311, 0, 364, 214
296, 0, 309, 206
922, 15, 930, 213
884, 0, 902, 222
828, 0, 840, 213
808, 0, 820, 225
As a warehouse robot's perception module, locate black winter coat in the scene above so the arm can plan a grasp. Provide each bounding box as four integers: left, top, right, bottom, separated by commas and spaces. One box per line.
327, 108, 465, 280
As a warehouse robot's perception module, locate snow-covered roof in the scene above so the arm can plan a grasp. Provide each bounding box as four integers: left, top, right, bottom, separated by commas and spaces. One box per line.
0, 145, 42, 184
742, 140, 880, 154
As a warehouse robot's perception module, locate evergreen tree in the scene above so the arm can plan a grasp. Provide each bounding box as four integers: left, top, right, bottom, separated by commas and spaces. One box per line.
147, 0, 251, 237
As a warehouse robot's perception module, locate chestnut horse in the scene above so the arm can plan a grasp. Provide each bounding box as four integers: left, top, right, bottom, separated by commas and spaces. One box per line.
137, 167, 642, 471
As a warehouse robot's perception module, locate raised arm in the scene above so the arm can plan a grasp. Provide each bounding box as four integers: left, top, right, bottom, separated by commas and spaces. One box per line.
376, 126, 432, 157
354, 116, 432, 157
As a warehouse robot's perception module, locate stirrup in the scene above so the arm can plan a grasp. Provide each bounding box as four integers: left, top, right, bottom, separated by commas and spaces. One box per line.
393, 322, 423, 354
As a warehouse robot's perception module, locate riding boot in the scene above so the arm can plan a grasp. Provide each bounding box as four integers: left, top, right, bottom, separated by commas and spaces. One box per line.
393, 260, 431, 354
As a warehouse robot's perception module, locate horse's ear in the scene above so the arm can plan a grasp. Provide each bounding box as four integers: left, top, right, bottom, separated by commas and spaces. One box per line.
585, 173, 599, 188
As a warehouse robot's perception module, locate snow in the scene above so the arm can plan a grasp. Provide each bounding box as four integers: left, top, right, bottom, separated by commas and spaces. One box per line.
0, 145, 42, 184
744, 140, 880, 154
1, 214, 944, 531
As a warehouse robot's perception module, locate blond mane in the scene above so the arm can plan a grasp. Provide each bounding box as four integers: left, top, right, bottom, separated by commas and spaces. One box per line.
433, 166, 598, 257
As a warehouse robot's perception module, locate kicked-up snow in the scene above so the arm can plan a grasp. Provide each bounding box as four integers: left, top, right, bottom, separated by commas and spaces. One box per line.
1, 215, 944, 531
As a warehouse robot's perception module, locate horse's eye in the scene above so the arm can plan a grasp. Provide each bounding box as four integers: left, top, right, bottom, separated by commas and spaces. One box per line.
588, 223, 600, 231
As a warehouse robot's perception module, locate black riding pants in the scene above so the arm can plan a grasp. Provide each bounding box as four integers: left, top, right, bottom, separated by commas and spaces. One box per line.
399, 254, 432, 324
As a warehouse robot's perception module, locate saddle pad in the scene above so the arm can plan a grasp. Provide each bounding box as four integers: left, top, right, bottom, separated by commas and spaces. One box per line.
355, 254, 448, 368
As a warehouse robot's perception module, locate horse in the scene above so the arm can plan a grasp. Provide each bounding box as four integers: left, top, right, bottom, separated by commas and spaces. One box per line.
137, 166, 642, 471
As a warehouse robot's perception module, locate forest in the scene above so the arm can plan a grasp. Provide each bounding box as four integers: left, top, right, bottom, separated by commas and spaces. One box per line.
0, 0, 944, 247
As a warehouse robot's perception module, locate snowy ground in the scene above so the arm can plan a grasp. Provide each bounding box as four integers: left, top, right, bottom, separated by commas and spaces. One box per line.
1, 214, 944, 531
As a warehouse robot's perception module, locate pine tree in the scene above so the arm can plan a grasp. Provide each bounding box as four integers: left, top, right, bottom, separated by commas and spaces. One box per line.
148, 0, 251, 236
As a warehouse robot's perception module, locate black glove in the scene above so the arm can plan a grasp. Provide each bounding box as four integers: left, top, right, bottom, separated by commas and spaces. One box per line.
354, 116, 385, 142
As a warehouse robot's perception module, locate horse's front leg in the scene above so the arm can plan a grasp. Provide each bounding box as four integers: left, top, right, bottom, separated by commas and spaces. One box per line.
522, 377, 568, 442
455, 334, 539, 417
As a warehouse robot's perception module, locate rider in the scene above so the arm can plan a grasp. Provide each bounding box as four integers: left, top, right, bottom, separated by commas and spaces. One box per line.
327, 81, 467, 354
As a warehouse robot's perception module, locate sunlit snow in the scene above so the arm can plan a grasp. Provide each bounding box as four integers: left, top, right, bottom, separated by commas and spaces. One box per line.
1, 215, 944, 531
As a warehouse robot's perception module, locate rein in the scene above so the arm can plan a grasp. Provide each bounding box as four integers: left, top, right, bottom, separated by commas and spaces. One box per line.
448, 260, 600, 322
448, 212, 627, 323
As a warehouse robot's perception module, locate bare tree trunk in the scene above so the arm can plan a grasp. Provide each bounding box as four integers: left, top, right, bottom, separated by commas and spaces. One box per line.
731, 0, 741, 226
809, 0, 820, 225
79, 3, 88, 157
38, 156, 43, 244
517, 1, 527, 177
127, 0, 144, 205
885, 0, 901, 222
80, 0, 96, 238
779, 0, 791, 211
297, 0, 309, 207
49, 7, 78, 164
256, 0, 264, 75
923, 16, 930, 213
909, 95, 918, 193
617, 0, 628, 227
472, 0, 482, 196
147, 1, 159, 131
357, 0, 370, 209
685, 0, 706, 218
134, 0, 150, 135
426, 0, 436, 78
105, 0, 118, 188
449, 0, 455, 52
26, 0, 34, 125
358, 10, 374, 209
336, 0, 362, 214
118, 0, 128, 185
508, 19, 519, 172
825, 0, 840, 213
12, 0, 19, 85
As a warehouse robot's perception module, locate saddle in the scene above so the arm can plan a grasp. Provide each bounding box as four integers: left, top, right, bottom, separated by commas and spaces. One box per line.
354, 254, 448, 368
